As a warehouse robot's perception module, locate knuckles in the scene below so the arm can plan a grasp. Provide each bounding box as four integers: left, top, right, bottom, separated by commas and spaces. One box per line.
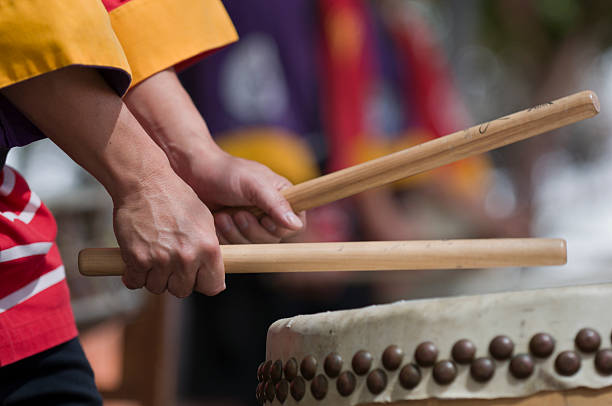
197, 237, 222, 263
168, 285, 192, 298
150, 248, 172, 268
146, 283, 167, 295
197, 281, 225, 297
176, 249, 198, 268
122, 272, 145, 290
119, 225, 224, 298
128, 249, 153, 271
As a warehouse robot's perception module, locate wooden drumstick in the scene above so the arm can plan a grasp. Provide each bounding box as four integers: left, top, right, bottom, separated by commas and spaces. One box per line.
79, 238, 566, 276
244, 90, 599, 216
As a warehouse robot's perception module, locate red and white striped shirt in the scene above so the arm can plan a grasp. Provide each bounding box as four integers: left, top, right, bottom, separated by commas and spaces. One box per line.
0, 166, 76, 366
0, 0, 237, 366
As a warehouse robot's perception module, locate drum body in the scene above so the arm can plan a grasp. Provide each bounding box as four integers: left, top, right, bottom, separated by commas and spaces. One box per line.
258, 284, 612, 405
362, 386, 612, 405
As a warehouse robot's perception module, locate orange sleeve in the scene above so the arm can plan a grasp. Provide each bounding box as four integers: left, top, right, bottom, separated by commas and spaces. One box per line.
0, 0, 131, 95
106, 0, 238, 87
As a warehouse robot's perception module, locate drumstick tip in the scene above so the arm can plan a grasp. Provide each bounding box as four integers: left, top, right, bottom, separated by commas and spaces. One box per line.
584, 90, 600, 114
77, 249, 86, 275
560, 238, 568, 265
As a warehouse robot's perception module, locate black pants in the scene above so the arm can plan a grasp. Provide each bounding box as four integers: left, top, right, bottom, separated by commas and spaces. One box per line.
0, 338, 102, 406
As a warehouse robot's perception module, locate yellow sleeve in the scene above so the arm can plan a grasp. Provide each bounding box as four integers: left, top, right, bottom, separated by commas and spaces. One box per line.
0, 0, 132, 95
107, 0, 239, 87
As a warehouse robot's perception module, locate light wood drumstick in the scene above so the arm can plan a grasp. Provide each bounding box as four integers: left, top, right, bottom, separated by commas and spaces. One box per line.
251, 90, 598, 215
79, 238, 566, 276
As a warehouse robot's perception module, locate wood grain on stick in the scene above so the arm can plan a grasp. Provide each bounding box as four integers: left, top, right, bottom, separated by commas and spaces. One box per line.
79, 238, 566, 276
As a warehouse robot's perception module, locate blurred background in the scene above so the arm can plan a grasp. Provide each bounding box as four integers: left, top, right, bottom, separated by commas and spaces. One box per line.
9, 0, 612, 404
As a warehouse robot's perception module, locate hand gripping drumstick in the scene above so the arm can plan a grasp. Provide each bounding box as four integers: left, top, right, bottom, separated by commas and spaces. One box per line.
79, 90, 597, 276
80, 239, 566, 276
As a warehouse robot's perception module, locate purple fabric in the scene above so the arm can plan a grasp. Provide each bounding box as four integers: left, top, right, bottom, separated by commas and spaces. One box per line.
0, 95, 44, 148
177, 0, 420, 163
0, 66, 131, 149
178, 0, 321, 138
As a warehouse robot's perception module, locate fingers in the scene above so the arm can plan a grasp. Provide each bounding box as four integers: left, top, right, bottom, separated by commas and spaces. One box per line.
216, 230, 229, 245
244, 179, 303, 232
260, 212, 307, 240
120, 239, 225, 298
194, 241, 225, 296
121, 248, 150, 290
166, 247, 200, 298
145, 266, 171, 295
141, 248, 173, 294
214, 210, 282, 244
122, 267, 147, 290
233, 211, 281, 243
214, 212, 251, 244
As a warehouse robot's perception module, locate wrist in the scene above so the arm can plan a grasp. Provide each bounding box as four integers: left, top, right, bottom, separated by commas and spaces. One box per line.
165, 132, 227, 181
87, 110, 180, 204
123, 68, 226, 177
104, 149, 176, 206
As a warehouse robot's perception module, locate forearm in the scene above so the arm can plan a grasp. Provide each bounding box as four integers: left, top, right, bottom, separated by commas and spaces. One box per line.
123, 68, 223, 177
1, 66, 226, 297
1, 67, 173, 202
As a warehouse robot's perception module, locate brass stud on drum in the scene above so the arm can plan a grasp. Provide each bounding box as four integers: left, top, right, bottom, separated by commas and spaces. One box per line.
510, 354, 535, 379
595, 349, 612, 375
311, 374, 328, 400
489, 335, 514, 360
555, 351, 581, 376
367, 369, 388, 394
300, 355, 317, 380
336, 371, 357, 397
452, 339, 476, 364
470, 357, 495, 383
432, 360, 457, 385
529, 333, 555, 358
414, 341, 438, 367
352, 350, 373, 375
270, 359, 283, 383
575, 328, 601, 353
290, 376, 306, 401
324, 353, 343, 378
275, 380, 289, 404
284, 358, 298, 381
382, 345, 404, 371
399, 363, 421, 389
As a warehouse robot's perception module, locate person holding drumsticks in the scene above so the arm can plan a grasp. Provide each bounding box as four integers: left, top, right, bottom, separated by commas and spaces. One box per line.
0, 0, 303, 403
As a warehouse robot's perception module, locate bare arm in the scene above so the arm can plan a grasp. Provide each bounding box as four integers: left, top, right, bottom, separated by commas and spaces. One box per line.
1, 67, 224, 297
123, 68, 305, 244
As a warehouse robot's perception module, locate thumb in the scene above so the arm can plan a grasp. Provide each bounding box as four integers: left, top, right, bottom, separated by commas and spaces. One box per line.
245, 180, 303, 231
